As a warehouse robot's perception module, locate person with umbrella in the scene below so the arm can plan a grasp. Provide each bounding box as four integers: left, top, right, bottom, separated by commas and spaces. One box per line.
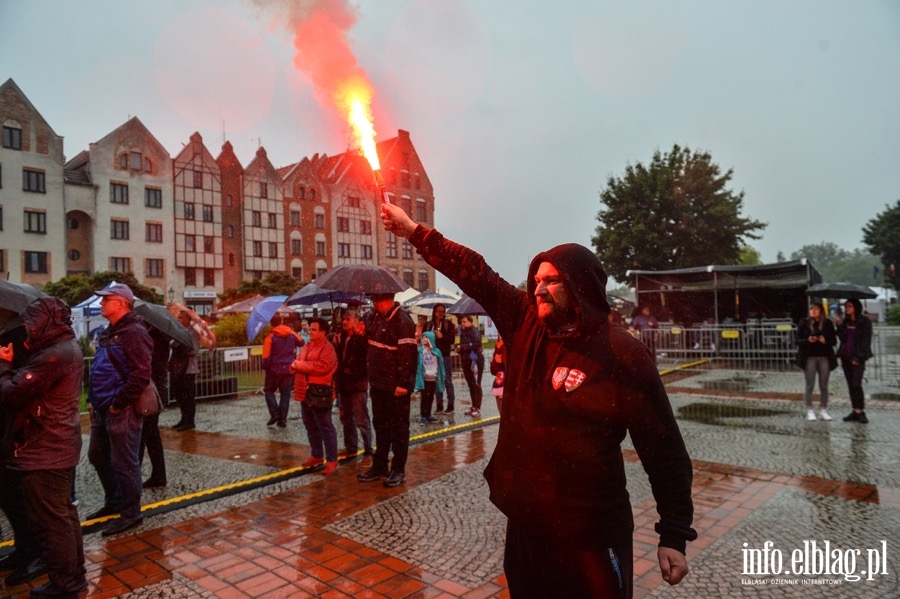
380, 203, 696, 596
168, 309, 201, 433
356, 292, 417, 488
837, 298, 873, 423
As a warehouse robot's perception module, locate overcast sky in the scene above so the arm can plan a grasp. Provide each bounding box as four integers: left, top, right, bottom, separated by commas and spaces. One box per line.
2, 0, 899, 291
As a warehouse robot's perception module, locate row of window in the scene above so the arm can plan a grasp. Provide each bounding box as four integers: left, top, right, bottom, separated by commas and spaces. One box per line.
0, 165, 48, 193
249, 211, 278, 228
336, 217, 373, 234
337, 243, 374, 259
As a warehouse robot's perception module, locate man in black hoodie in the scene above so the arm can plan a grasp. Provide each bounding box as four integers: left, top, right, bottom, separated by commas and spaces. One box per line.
381, 205, 696, 598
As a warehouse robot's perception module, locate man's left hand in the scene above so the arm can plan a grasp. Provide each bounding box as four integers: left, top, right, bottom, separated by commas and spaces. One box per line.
394, 387, 408, 396
658, 547, 689, 585
0, 343, 13, 362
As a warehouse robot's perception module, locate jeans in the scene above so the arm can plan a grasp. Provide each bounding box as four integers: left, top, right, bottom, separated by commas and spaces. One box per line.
803, 356, 831, 408
504, 520, 633, 599
264, 371, 294, 423
841, 357, 866, 411
435, 354, 455, 410
21, 468, 86, 591
338, 390, 373, 454
88, 406, 144, 520
462, 354, 485, 410
300, 401, 338, 462
370, 387, 411, 473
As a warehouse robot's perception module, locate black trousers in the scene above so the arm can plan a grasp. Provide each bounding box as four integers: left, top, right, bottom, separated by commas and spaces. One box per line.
0, 467, 40, 561
139, 413, 166, 481
370, 387, 411, 473
21, 468, 86, 592
504, 520, 633, 599
841, 358, 866, 411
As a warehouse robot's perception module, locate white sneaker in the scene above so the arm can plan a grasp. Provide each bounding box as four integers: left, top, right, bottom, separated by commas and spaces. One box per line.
806, 410, 817, 421
819, 409, 833, 421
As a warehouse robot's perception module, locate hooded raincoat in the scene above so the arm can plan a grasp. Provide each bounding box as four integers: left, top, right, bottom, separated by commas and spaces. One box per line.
0, 298, 83, 470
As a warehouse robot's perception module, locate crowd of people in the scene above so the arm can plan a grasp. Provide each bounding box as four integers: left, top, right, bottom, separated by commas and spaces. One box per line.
0, 228, 878, 597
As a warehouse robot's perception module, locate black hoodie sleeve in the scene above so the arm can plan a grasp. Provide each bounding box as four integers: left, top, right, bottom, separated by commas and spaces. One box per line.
409, 225, 530, 340
615, 330, 697, 553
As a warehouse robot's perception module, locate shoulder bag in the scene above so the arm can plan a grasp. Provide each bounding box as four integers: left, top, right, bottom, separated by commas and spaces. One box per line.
108, 349, 165, 416
305, 382, 334, 411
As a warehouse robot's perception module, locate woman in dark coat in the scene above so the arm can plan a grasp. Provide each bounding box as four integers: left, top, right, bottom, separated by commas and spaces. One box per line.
836, 298, 873, 423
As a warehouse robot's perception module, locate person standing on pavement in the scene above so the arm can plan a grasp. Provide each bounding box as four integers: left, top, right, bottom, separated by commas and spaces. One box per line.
415, 331, 445, 423
630, 305, 659, 363
0, 298, 88, 596
169, 310, 201, 432
357, 292, 417, 488
424, 303, 456, 415
837, 298, 873, 423
795, 302, 837, 421
261, 316, 304, 428
140, 325, 171, 488
86, 283, 154, 536
381, 203, 696, 598
291, 318, 339, 475
458, 315, 484, 417
334, 310, 374, 461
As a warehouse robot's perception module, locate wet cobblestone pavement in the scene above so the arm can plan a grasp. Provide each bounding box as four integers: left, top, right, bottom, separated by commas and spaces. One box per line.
0, 366, 897, 597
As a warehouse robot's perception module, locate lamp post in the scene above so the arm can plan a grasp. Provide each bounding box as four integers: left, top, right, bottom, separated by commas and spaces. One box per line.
168, 287, 175, 302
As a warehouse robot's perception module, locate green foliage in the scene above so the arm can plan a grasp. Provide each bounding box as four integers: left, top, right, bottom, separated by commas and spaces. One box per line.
43, 271, 162, 306
886, 304, 900, 326
592, 144, 767, 282
737, 245, 762, 266
210, 313, 269, 347
862, 200, 900, 290
76, 335, 95, 358
219, 272, 306, 306
791, 243, 881, 286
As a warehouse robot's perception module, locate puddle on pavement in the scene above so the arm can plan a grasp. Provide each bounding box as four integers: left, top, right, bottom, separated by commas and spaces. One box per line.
678, 402, 794, 426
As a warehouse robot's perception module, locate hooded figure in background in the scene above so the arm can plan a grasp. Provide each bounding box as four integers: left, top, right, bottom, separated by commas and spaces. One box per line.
381, 203, 696, 599
0, 297, 87, 595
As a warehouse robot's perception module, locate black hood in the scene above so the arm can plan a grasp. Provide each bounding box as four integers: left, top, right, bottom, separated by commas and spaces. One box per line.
526, 243, 611, 333
22, 297, 75, 351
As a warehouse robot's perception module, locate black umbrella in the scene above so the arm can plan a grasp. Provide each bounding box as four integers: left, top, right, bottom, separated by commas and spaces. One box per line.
133, 300, 194, 348
806, 282, 878, 300
314, 264, 410, 295
0, 280, 48, 334
448, 294, 488, 316
285, 283, 361, 307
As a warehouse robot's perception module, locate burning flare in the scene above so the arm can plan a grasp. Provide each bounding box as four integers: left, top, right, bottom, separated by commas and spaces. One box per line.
253, 0, 384, 180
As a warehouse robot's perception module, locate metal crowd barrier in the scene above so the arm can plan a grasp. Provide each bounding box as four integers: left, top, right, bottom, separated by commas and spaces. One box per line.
81, 324, 899, 405
633, 323, 900, 383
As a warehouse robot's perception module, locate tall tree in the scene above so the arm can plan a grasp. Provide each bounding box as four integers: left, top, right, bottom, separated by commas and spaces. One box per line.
862, 200, 900, 289
592, 145, 766, 282
789, 242, 849, 272
43, 272, 162, 306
